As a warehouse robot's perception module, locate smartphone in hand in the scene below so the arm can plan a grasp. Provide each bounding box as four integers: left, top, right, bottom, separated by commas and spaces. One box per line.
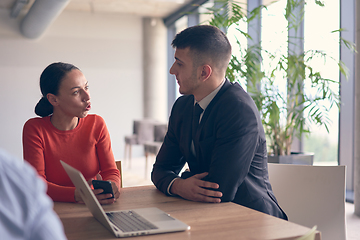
92, 180, 114, 199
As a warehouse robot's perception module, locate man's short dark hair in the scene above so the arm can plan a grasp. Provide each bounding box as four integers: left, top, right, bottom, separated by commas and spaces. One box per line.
171, 25, 232, 71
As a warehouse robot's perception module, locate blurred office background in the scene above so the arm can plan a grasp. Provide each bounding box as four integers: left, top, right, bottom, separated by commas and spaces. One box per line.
0, 2, 359, 238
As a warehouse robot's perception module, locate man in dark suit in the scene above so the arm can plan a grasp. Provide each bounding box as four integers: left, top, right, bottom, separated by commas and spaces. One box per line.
151, 25, 287, 220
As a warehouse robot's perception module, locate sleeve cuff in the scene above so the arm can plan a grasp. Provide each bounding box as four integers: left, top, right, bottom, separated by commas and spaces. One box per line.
167, 177, 179, 196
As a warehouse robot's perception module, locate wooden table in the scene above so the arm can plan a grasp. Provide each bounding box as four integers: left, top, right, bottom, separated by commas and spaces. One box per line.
54, 185, 321, 240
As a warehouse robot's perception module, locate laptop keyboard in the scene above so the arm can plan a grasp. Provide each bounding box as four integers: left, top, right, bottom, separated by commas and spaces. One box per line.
106, 211, 158, 233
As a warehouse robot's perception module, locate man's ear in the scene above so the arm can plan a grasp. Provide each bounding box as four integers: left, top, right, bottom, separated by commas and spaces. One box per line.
47, 93, 58, 107
199, 64, 212, 82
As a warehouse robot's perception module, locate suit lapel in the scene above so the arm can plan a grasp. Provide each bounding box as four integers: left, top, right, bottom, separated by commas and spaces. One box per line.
192, 79, 232, 165
196, 79, 232, 135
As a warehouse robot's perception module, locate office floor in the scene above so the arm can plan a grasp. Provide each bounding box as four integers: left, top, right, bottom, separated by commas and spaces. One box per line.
120, 157, 360, 240
345, 202, 360, 240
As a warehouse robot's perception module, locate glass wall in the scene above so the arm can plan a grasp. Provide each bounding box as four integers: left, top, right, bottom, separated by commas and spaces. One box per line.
303, 1, 340, 165
261, 0, 288, 131
261, 0, 340, 165
168, 0, 341, 166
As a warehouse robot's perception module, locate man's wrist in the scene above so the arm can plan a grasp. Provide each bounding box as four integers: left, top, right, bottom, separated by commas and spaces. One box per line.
170, 178, 182, 196
168, 177, 180, 196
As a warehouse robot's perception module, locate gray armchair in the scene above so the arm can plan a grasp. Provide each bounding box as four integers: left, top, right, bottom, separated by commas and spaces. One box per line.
124, 119, 159, 168
143, 123, 167, 177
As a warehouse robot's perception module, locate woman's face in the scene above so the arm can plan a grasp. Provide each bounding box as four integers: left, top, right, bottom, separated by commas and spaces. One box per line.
52, 69, 91, 119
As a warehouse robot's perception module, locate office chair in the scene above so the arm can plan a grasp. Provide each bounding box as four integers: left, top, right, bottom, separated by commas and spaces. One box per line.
115, 160, 123, 188
268, 163, 346, 240
143, 123, 167, 178
124, 119, 158, 168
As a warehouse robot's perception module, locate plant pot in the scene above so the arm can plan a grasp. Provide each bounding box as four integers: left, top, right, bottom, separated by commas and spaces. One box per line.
267, 152, 314, 165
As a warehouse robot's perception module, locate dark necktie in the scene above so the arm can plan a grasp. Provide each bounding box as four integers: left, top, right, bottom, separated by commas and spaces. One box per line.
192, 103, 203, 141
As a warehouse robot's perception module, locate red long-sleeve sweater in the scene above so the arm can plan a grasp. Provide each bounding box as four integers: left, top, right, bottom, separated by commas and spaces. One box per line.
22, 114, 120, 202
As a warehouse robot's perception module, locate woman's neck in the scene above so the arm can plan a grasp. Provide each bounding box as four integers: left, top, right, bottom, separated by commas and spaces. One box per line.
50, 114, 79, 131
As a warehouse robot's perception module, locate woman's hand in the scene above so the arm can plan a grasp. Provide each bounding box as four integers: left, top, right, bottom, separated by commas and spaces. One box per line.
93, 187, 116, 205
74, 174, 120, 205
93, 180, 120, 205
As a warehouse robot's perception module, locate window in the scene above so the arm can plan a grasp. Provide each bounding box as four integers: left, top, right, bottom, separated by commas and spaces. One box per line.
303, 1, 340, 165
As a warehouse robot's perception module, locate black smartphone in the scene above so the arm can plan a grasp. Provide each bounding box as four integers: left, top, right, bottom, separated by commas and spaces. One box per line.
92, 180, 114, 199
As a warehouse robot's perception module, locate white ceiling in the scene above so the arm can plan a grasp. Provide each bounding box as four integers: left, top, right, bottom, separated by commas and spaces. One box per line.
0, 0, 193, 18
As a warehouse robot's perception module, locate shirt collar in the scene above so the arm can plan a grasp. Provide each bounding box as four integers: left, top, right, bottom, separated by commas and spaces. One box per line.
195, 79, 225, 111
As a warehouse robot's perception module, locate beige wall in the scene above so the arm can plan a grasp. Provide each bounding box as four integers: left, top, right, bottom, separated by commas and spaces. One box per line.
0, 9, 145, 160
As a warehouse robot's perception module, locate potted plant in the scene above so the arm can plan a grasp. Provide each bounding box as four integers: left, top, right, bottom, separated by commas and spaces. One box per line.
199, 0, 352, 164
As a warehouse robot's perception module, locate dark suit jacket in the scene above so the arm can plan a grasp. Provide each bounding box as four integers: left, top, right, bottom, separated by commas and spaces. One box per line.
151, 80, 287, 220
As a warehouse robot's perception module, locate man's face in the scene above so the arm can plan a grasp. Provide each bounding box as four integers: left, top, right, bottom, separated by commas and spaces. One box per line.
169, 47, 200, 95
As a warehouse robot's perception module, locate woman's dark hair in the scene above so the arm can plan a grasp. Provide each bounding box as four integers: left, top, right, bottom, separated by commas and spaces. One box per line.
34, 62, 79, 117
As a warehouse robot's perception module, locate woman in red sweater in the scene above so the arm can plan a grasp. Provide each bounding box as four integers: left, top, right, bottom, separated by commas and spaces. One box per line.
23, 62, 121, 204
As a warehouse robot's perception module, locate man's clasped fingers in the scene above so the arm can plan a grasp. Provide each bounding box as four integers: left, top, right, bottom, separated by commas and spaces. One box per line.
191, 177, 222, 203
199, 181, 222, 200
171, 172, 223, 203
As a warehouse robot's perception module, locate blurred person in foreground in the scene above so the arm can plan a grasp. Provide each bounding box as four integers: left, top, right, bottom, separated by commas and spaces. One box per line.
0, 148, 67, 240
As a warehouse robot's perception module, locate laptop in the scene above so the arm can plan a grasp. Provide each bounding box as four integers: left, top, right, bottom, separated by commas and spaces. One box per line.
60, 160, 190, 237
